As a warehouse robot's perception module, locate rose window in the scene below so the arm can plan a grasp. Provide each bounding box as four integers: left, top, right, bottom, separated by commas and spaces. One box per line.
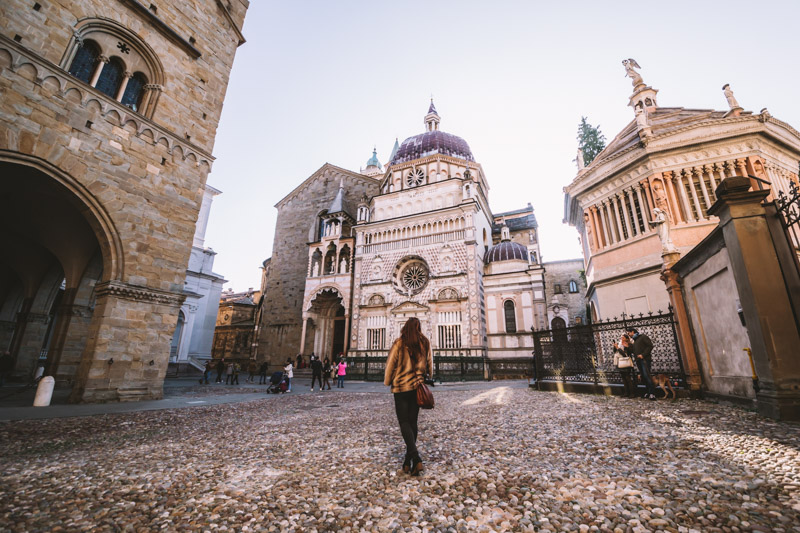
402, 264, 428, 290
406, 168, 425, 187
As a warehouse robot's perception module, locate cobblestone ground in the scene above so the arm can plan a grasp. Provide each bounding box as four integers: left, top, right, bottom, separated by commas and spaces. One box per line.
2, 385, 800, 532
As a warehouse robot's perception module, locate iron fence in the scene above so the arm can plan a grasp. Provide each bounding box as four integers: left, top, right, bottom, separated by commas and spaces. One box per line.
532, 309, 685, 387
347, 348, 487, 382
775, 170, 800, 266
487, 358, 535, 380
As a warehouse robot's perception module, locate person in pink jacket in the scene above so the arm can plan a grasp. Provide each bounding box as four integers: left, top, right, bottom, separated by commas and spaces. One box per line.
336, 357, 347, 388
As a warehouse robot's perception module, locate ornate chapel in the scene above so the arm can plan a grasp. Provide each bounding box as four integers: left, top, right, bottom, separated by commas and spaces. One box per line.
256, 102, 572, 366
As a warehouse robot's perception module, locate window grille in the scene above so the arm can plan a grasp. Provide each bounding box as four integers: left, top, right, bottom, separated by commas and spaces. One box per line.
504, 300, 517, 333
437, 311, 462, 349
366, 316, 386, 349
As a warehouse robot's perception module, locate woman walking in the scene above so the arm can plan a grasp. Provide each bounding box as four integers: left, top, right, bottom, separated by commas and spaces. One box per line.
284, 359, 293, 392
322, 357, 332, 390
384, 317, 433, 476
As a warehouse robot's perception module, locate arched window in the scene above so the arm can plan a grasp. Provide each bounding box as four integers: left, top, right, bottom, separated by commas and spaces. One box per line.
68, 40, 100, 83
95, 57, 124, 99
504, 300, 517, 333
121, 71, 147, 111
568, 280, 579, 293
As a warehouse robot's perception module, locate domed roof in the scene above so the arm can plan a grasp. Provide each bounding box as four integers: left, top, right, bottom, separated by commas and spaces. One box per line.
389, 102, 475, 165
485, 241, 529, 264
389, 130, 475, 165
365, 147, 382, 169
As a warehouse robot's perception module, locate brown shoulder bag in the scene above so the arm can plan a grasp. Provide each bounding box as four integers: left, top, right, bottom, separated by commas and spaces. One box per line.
416, 378, 434, 409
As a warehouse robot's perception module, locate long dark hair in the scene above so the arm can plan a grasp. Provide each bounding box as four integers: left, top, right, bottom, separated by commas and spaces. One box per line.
401, 317, 429, 364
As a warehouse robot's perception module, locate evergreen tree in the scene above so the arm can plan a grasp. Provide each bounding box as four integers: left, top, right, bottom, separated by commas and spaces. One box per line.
576, 117, 607, 166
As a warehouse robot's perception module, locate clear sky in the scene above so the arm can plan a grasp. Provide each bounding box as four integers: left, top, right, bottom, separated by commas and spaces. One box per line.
205, 0, 800, 291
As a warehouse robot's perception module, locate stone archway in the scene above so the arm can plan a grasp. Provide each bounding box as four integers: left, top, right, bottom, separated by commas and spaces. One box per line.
0, 159, 114, 393
303, 287, 347, 360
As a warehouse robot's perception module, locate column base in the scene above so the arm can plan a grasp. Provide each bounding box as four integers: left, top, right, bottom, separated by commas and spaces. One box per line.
756, 390, 800, 422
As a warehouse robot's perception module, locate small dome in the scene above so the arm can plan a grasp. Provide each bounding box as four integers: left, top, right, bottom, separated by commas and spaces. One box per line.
485, 241, 528, 264
390, 130, 475, 165
365, 147, 382, 170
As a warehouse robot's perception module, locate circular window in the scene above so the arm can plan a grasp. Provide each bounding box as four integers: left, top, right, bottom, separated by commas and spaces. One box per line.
403, 263, 428, 291
393, 257, 430, 296
406, 168, 425, 187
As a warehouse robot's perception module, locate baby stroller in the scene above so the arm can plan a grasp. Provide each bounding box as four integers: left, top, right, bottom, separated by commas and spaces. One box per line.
266, 371, 288, 394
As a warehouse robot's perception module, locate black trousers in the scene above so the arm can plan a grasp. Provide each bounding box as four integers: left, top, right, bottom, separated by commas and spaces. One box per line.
619, 368, 635, 397
311, 373, 323, 389
393, 390, 420, 460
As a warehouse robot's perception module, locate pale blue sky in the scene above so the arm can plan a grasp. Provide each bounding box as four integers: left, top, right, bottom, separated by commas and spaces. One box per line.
206, 0, 800, 290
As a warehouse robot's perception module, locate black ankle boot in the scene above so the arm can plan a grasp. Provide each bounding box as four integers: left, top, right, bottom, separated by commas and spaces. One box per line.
402, 455, 411, 474
409, 455, 423, 477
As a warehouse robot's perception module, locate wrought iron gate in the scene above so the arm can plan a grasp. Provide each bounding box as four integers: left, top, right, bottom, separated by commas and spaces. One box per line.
532, 309, 685, 386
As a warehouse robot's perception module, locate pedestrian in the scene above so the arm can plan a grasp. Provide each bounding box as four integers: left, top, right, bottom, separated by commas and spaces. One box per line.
322, 357, 332, 390
259, 361, 269, 384
284, 359, 294, 392
232, 362, 240, 385
336, 357, 347, 388
0, 351, 13, 387
310, 355, 323, 391
296, 353, 303, 369
201, 360, 212, 384
225, 361, 234, 384
216, 358, 225, 383
384, 317, 433, 476
626, 327, 656, 400
613, 334, 635, 398
247, 360, 257, 384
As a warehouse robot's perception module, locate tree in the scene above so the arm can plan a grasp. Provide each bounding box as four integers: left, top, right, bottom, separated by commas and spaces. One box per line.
576, 117, 607, 166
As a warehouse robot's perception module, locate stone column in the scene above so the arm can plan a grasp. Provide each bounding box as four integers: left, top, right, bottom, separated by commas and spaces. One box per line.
618, 193, 633, 239
660, 254, 703, 395
704, 164, 718, 193
343, 313, 350, 355
69, 281, 185, 403
611, 195, 625, 241
625, 188, 640, 235
707, 176, 800, 420
663, 172, 685, 224
115, 71, 133, 101
694, 167, 711, 215
675, 171, 695, 222
299, 316, 308, 355
684, 169, 705, 221
89, 55, 109, 87
635, 184, 650, 232
43, 288, 78, 376
591, 206, 605, 248
600, 201, 613, 244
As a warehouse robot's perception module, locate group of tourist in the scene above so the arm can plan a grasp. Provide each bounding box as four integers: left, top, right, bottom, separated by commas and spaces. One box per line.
200, 353, 348, 392
612, 327, 657, 400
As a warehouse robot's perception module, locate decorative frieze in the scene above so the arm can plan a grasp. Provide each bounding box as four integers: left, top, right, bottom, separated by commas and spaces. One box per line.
95, 280, 185, 307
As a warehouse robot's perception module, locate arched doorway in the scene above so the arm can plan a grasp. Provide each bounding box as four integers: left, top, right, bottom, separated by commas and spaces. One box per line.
551, 316, 568, 344
306, 288, 347, 360
0, 159, 113, 396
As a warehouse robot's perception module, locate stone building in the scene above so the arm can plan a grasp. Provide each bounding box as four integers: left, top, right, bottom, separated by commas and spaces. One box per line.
563, 60, 800, 320
211, 288, 258, 362
257, 103, 551, 366
168, 184, 226, 374
0, 0, 248, 401
541, 259, 587, 328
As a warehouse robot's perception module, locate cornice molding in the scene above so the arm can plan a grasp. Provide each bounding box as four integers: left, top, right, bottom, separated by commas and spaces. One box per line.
96, 280, 186, 307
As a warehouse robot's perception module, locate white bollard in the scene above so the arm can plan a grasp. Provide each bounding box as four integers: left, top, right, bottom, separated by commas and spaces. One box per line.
33, 376, 55, 407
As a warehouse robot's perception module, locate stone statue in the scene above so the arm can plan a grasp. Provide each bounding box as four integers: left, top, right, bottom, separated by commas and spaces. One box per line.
583, 213, 594, 250
722, 84, 740, 109
635, 107, 648, 129
622, 58, 644, 88
576, 148, 585, 170
312, 262, 319, 277
339, 257, 347, 273
651, 207, 678, 253
651, 180, 671, 220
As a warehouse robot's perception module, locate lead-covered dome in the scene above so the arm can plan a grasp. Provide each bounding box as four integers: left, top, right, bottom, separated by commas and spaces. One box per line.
389, 130, 475, 165
485, 241, 528, 264
389, 100, 475, 165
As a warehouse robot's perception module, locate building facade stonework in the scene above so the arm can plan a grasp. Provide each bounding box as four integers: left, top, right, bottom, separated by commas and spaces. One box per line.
258, 104, 558, 366
0, 0, 248, 401
564, 60, 800, 321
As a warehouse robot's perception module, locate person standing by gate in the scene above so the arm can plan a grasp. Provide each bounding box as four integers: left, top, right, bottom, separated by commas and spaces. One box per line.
216, 358, 225, 383
322, 357, 332, 390
336, 357, 347, 388
626, 327, 656, 400
613, 334, 635, 398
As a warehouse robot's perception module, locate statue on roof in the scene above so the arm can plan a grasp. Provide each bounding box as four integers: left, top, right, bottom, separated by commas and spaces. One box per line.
722, 84, 740, 109
622, 58, 644, 88
576, 148, 585, 170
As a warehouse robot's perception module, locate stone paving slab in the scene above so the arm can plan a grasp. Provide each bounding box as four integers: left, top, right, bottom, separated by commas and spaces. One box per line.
1, 384, 799, 532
